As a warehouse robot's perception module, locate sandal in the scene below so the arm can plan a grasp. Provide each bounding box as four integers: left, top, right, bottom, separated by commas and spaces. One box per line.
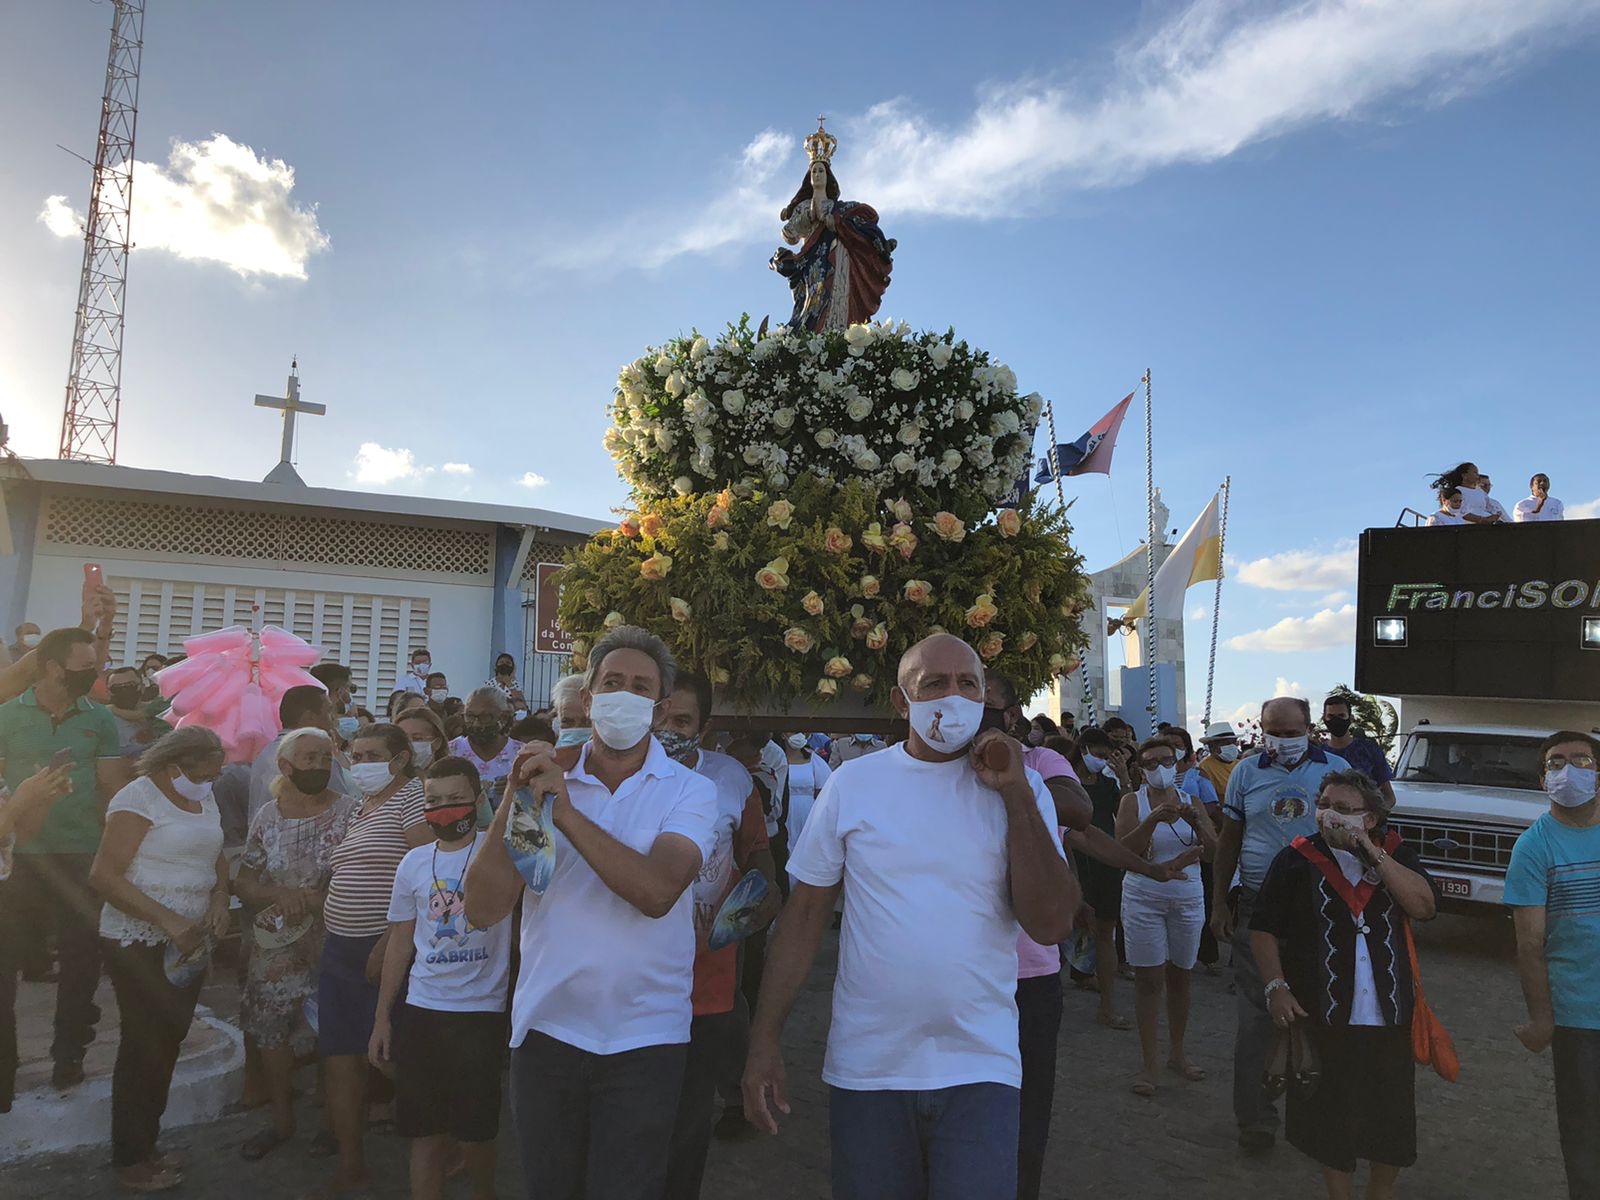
1097, 1012, 1133, 1031
241, 1127, 292, 1161
116, 1165, 184, 1194
1131, 1074, 1157, 1098
1167, 1060, 1208, 1082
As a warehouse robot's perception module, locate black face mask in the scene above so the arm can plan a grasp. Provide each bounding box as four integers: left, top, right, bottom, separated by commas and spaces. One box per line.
496, 663, 515, 677
979, 706, 1008, 734
109, 685, 143, 709
60, 667, 99, 699
465, 720, 502, 745
1325, 716, 1353, 737
288, 767, 332, 795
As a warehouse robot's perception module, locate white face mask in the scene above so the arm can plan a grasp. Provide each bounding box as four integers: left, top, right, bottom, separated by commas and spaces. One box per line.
414, 662, 431, 675
1146, 764, 1178, 790
1026, 730, 1045, 746
854, 733, 874, 743
1264, 733, 1309, 765
350, 761, 396, 796
171, 772, 214, 804
410, 741, 436, 770
903, 692, 984, 752
1217, 745, 1240, 763
1546, 765, 1598, 809
21, 634, 40, 649
429, 689, 449, 704
1318, 807, 1367, 834
786, 733, 809, 750
588, 691, 657, 751
1083, 752, 1109, 775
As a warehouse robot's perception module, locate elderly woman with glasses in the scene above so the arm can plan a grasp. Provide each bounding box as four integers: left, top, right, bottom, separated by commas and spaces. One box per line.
1249, 769, 1440, 1200
1114, 737, 1216, 1097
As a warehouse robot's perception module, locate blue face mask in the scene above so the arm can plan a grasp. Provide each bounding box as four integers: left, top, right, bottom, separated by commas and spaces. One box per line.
336, 716, 361, 739
555, 726, 592, 749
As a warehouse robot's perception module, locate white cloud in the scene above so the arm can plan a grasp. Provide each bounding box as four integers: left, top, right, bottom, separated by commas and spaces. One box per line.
1188, 605, 1209, 621
1274, 676, 1307, 699
1235, 539, 1358, 592
519, 472, 549, 489
558, 0, 1598, 269
441, 462, 473, 475
1225, 604, 1357, 652
1319, 590, 1352, 606
41, 133, 329, 279
38, 195, 82, 237
353, 443, 421, 485
1567, 497, 1600, 519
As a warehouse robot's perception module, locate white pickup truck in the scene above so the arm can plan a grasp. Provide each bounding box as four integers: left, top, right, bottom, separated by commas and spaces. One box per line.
1385, 721, 1559, 910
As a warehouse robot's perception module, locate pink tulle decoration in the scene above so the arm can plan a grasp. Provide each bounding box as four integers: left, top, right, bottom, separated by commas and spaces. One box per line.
156, 625, 328, 763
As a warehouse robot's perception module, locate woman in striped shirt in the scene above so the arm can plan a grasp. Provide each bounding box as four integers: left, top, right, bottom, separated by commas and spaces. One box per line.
317, 723, 429, 1199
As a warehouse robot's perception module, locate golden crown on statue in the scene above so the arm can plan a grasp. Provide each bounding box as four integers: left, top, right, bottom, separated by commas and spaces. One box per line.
804, 115, 837, 165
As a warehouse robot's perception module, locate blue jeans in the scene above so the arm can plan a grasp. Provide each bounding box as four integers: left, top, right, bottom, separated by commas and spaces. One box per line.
1554, 1026, 1600, 1200
829, 1082, 1020, 1200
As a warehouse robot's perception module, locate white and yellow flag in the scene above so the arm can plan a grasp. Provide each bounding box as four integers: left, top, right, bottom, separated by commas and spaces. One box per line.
1123, 491, 1222, 625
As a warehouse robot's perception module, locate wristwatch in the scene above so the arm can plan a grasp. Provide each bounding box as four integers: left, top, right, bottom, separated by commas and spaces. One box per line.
1264, 978, 1291, 1001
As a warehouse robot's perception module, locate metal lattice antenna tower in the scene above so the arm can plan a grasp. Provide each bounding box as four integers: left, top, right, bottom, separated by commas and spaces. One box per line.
59, 0, 146, 464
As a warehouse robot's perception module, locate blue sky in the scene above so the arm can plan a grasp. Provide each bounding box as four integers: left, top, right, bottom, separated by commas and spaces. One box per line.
3, 0, 1598, 729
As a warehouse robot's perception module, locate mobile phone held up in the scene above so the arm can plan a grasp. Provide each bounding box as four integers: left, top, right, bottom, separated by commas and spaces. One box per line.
82, 562, 105, 604
49, 748, 74, 772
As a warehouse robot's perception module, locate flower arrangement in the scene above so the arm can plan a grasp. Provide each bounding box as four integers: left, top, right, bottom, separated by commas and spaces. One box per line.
557, 475, 1090, 712
605, 317, 1041, 518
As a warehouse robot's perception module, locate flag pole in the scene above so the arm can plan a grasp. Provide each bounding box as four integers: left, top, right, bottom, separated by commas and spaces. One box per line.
1043, 397, 1095, 724
1202, 475, 1232, 728
1142, 368, 1157, 725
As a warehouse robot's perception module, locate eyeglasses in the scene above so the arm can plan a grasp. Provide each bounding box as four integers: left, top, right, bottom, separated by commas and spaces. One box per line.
1140, 756, 1177, 770
1546, 755, 1597, 771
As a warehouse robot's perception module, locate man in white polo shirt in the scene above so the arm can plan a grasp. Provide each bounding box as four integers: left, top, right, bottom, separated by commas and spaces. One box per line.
742, 634, 1076, 1200
466, 625, 718, 1200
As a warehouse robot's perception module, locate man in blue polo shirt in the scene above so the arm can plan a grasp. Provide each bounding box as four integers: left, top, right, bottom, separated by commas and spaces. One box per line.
1320, 692, 1396, 811
1209, 696, 1348, 1152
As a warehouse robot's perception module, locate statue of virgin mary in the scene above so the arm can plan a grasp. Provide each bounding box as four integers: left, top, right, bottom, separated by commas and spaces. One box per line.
770, 119, 896, 333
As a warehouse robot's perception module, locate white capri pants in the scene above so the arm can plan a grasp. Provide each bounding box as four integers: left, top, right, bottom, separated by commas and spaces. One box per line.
1121, 889, 1205, 969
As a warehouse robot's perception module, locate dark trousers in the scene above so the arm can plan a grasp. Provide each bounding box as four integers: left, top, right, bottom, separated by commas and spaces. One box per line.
6, 853, 102, 1067
510, 1029, 687, 1200
1229, 888, 1278, 1131
1554, 1026, 1600, 1200
102, 939, 204, 1168
829, 1082, 1020, 1200
1016, 973, 1063, 1200
1197, 862, 1219, 966
0, 874, 22, 1110
662, 1003, 748, 1200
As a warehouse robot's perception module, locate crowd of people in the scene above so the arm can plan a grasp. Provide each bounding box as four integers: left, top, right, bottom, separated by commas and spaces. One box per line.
1425, 462, 1567, 526
0, 599, 1596, 1200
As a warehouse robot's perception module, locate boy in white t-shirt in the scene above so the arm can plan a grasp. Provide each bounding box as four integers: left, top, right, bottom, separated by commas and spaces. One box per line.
371, 757, 512, 1200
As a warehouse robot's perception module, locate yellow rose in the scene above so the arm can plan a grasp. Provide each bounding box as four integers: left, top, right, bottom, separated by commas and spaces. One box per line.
603, 611, 625, 629
713, 531, 730, 551
965, 592, 999, 628
618, 516, 640, 538
889, 522, 919, 559
706, 504, 727, 530
640, 551, 673, 580
889, 497, 913, 523
783, 627, 815, 653
639, 512, 666, 540
815, 677, 839, 698
977, 632, 1005, 660
997, 508, 1022, 538
1017, 631, 1038, 652
851, 615, 874, 639
756, 556, 790, 590
865, 622, 888, 651
904, 579, 933, 606
802, 590, 825, 617
824, 655, 853, 679
861, 575, 881, 598
930, 511, 966, 542
861, 522, 888, 553
850, 673, 874, 692
824, 526, 853, 555
1049, 653, 1068, 671
717, 486, 736, 510
767, 499, 795, 530
669, 597, 692, 623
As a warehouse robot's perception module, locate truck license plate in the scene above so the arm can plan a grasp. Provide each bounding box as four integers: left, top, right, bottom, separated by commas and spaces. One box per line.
1437, 877, 1472, 899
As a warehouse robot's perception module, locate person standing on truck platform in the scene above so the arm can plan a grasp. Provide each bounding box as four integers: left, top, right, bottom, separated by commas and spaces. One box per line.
1209, 696, 1349, 1153
1513, 473, 1565, 522
1320, 694, 1396, 812
1505, 730, 1600, 1200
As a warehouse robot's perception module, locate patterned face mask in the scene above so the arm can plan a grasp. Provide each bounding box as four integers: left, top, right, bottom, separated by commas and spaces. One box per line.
656, 729, 702, 764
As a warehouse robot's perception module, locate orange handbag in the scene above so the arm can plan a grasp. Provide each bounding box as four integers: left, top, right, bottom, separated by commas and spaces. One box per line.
1404, 920, 1460, 1082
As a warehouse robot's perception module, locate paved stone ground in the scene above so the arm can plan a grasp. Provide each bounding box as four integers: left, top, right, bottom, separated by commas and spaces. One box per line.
0, 912, 1564, 1198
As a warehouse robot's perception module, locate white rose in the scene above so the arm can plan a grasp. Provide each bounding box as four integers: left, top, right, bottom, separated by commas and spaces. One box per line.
773, 407, 796, 430
654, 427, 675, 452
955, 400, 975, 421
844, 324, 875, 351
1027, 393, 1045, 420
942, 449, 962, 470
990, 411, 1020, 436
722, 389, 746, 414
927, 342, 954, 369
996, 365, 1018, 393
816, 372, 837, 394
653, 353, 672, 377
665, 370, 686, 398
846, 397, 872, 422
744, 445, 765, 465
897, 422, 922, 445
916, 460, 937, 485
689, 336, 709, 361
854, 449, 881, 471
891, 451, 916, 474
890, 368, 919, 392
768, 471, 789, 489
603, 427, 625, 454
693, 425, 715, 446
673, 476, 694, 495
816, 427, 838, 448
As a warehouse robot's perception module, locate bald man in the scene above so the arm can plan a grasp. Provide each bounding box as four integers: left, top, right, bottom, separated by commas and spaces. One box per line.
742, 635, 1077, 1200
1209, 696, 1350, 1153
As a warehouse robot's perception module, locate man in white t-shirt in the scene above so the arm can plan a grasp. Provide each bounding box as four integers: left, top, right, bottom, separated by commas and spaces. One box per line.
371, 756, 512, 1200
742, 634, 1077, 1200
656, 673, 780, 1200
466, 625, 718, 1200
1478, 473, 1511, 523
1514, 472, 1565, 522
